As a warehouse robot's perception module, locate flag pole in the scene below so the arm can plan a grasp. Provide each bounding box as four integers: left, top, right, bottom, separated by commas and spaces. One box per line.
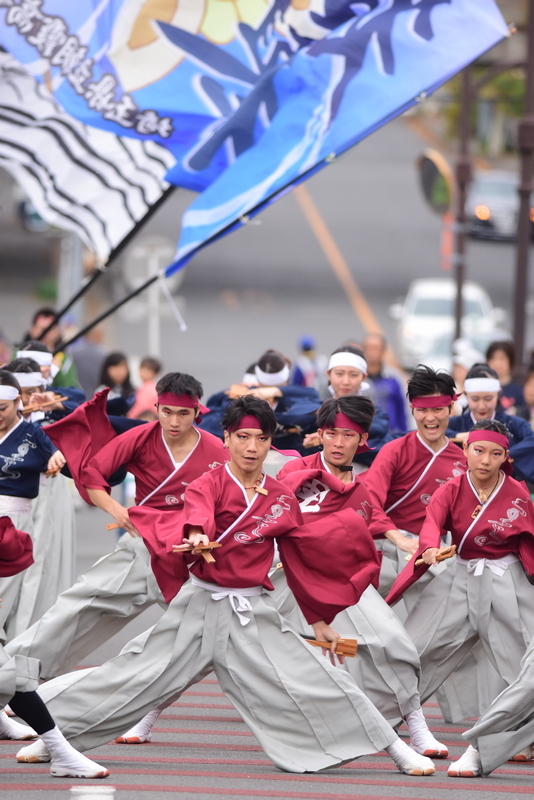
54, 272, 160, 355
39, 185, 176, 342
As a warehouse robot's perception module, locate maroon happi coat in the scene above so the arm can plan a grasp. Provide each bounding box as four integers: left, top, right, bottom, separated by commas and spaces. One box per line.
130, 464, 381, 624
386, 471, 534, 605
278, 451, 374, 522
361, 431, 467, 537
0, 515, 33, 577
84, 422, 227, 509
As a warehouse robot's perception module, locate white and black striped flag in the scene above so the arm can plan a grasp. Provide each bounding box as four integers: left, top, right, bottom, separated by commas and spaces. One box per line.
0, 52, 176, 262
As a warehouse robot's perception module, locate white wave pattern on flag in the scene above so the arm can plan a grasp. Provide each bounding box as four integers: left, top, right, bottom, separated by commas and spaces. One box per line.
0, 52, 175, 261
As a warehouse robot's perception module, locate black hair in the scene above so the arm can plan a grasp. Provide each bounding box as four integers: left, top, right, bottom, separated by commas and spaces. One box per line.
155, 372, 203, 400
407, 365, 456, 402
331, 344, 366, 361
470, 418, 510, 439
317, 396, 375, 433
244, 362, 257, 374
99, 352, 134, 397
486, 340, 516, 371
466, 363, 499, 381
0, 369, 21, 391
18, 340, 51, 354
140, 356, 162, 375
31, 308, 56, 325
222, 395, 277, 436
256, 349, 290, 374
5, 357, 41, 373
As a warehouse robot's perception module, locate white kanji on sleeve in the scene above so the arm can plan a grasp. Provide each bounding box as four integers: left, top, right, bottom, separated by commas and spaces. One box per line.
103, 94, 137, 128
51, 36, 88, 75
135, 110, 173, 138
28, 15, 67, 57
84, 74, 116, 112
6, 0, 44, 33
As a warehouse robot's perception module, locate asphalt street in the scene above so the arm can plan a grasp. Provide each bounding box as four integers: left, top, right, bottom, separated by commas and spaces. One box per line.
0, 502, 533, 799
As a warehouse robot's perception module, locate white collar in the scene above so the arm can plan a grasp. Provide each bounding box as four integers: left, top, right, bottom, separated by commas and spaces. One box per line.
416, 431, 450, 457
225, 462, 266, 506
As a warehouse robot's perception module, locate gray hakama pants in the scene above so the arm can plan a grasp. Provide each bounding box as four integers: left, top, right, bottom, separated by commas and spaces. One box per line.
36, 581, 397, 772
377, 536, 507, 722
0, 507, 33, 643
404, 558, 534, 711
270, 567, 421, 726
0, 644, 40, 708
5, 533, 165, 677
465, 635, 534, 775
11, 475, 77, 638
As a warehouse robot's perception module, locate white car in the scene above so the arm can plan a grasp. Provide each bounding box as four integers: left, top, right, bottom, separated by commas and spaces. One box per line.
389, 279, 507, 370
466, 170, 533, 240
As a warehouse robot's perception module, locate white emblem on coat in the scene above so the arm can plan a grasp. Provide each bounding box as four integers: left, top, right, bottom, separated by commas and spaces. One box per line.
296, 478, 329, 514
474, 498, 529, 546
0, 438, 37, 480
234, 495, 293, 543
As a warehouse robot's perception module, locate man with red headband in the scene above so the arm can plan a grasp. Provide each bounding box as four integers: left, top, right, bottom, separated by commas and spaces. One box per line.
19, 396, 436, 777
361, 365, 467, 606
6, 372, 226, 682
273, 395, 448, 758
386, 419, 534, 778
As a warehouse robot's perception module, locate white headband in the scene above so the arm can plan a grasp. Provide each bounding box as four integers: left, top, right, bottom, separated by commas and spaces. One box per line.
254, 364, 290, 386
13, 372, 45, 388
0, 386, 20, 400
16, 349, 53, 366
464, 378, 501, 394
328, 352, 368, 373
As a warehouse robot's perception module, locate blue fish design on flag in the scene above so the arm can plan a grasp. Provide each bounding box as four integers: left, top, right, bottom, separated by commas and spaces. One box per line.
0, 1, 508, 272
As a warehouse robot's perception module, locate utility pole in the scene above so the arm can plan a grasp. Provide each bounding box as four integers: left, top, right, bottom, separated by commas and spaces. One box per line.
513, 0, 534, 365
454, 67, 472, 340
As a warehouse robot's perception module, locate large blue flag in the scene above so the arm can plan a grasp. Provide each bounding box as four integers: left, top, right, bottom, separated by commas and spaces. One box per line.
0, 1, 508, 274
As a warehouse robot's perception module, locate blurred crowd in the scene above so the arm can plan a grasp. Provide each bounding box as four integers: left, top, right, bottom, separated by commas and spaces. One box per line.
3, 306, 534, 449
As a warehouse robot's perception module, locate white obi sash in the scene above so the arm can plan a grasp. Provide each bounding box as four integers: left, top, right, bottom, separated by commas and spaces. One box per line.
191, 575, 263, 626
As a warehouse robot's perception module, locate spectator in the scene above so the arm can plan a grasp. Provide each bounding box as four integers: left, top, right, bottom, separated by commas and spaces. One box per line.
127, 356, 163, 419
516, 367, 534, 428
451, 339, 484, 412
19, 307, 78, 388
363, 333, 408, 432
486, 340, 524, 413
69, 328, 107, 399
0, 328, 11, 367
290, 336, 329, 399
97, 352, 135, 416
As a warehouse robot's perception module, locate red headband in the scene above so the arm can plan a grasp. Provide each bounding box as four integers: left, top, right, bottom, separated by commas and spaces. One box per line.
466, 430, 509, 450
226, 414, 264, 432
411, 394, 458, 409
157, 393, 209, 414
322, 412, 371, 453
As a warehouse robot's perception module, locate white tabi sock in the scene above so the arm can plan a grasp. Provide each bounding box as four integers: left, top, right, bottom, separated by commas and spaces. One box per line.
386, 737, 435, 775
17, 737, 51, 762
0, 710, 36, 740
115, 707, 163, 743
448, 745, 482, 777
40, 726, 110, 778
405, 707, 448, 758
509, 745, 533, 762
